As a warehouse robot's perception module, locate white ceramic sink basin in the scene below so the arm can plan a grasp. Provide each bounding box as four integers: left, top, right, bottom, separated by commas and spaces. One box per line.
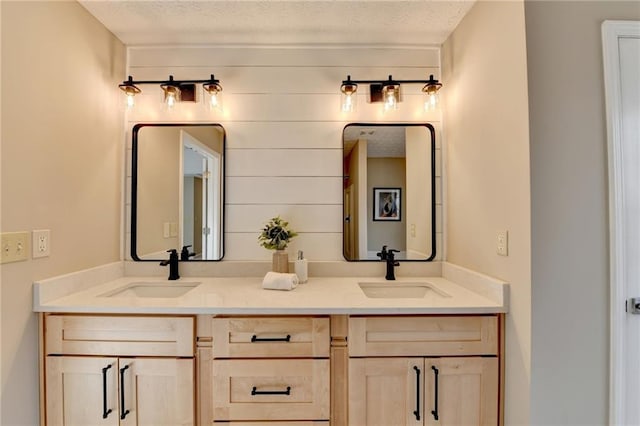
358, 281, 450, 299
100, 282, 200, 298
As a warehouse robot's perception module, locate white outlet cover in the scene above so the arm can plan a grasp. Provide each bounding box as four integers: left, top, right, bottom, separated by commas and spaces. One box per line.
32, 229, 50, 258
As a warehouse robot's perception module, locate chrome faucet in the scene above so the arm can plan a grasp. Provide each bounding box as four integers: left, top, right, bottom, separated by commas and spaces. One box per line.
377, 245, 400, 280
160, 249, 180, 280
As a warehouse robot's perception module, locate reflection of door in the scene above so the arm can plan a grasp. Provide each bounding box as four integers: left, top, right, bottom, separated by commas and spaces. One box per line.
180, 130, 222, 260
604, 21, 640, 425
344, 185, 355, 259
193, 177, 203, 256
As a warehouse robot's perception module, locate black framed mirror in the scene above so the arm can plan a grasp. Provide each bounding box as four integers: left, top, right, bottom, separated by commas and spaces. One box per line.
131, 123, 225, 261
343, 123, 436, 261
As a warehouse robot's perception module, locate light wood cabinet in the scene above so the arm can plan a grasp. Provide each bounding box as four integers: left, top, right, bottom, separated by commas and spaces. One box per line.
43, 314, 195, 426
348, 357, 498, 426
347, 315, 502, 426
46, 357, 194, 426
201, 315, 331, 425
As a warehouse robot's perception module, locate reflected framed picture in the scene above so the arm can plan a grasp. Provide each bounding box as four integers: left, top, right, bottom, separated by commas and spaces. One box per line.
373, 188, 401, 221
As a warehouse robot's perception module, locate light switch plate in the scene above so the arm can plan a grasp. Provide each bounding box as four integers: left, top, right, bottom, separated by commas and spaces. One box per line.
497, 230, 508, 256
32, 229, 50, 258
0, 232, 29, 264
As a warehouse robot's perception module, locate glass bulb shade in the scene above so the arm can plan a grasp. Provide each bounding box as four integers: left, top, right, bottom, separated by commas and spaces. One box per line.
424, 92, 439, 111
203, 83, 223, 112
161, 85, 181, 110
119, 84, 140, 110
126, 93, 135, 109
340, 82, 357, 112
382, 84, 399, 111
341, 91, 357, 112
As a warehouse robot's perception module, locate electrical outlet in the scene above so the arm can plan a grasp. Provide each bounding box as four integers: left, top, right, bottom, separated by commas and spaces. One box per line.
0, 232, 29, 264
32, 229, 50, 258
497, 230, 509, 256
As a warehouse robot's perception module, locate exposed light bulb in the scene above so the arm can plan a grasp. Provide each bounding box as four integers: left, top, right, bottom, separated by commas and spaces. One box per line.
422, 75, 442, 112
341, 92, 356, 112
126, 93, 135, 109
340, 77, 358, 113
166, 91, 177, 109
383, 89, 398, 111
203, 78, 223, 113
424, 92, 439, 111
210, 93, 219, 108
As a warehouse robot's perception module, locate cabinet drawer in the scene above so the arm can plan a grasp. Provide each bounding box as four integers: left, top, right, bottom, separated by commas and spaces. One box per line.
212, 359, 330, 421
45, 315, 194, 357
215, 423, 328, 425
349, 315, 498, 357
212, 317, 330, 358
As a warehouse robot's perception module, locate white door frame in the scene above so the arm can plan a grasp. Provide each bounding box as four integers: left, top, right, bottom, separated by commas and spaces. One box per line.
603, 20, 640, 426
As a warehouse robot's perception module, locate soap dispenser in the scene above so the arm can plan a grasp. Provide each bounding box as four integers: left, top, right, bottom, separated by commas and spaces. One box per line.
295, 250, 308, 284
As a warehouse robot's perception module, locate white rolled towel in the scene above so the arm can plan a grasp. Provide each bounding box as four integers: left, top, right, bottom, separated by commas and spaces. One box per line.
262, 271, 299, 291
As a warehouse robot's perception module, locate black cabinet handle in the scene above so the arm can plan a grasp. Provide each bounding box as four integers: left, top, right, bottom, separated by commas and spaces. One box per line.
119, 364, 131, 420
251, 334, 291, 342
413, 366, 421, 420
431, 365, 439, 421
251, 386, 291, 396
101, 364, 113, 419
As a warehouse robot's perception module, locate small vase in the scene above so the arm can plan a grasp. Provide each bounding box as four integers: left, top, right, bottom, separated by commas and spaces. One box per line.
272, 249, 289, 273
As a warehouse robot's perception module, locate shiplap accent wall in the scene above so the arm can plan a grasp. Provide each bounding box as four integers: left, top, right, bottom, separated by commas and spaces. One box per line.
125, 46, 442, 261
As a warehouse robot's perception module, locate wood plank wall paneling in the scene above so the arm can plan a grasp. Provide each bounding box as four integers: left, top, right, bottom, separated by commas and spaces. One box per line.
125, 47, 443, 261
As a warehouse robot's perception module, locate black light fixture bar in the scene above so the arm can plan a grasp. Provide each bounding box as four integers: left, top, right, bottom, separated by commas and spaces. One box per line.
341, 74, 440, 85
120, 74, 220, 86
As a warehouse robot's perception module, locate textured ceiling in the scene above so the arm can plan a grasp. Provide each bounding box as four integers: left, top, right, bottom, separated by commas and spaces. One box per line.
343, 126, 407, 158
79, 1, 475, 46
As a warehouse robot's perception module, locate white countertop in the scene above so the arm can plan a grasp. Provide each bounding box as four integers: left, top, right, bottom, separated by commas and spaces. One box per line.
33, 262, 508, 315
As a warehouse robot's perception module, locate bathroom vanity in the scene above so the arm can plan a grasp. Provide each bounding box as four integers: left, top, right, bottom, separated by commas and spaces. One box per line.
34, 262, 507, 426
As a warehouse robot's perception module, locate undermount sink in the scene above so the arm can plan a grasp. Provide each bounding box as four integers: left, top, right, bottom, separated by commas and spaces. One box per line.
358, 281, 450, 299
100, 281, 200, 298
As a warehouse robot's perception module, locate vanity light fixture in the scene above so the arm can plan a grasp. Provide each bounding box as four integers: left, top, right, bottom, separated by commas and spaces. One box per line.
202, 75, 223, 112
340, 76, 358, 112
160, 76, 181, 110
118, 74, 223, 112
422, 75, 443, 111
339, 74, 443, 112
118, 76, 142, 109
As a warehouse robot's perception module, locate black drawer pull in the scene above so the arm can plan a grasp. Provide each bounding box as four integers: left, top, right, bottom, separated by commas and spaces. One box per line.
431, 365, 439, 421
251, 386, 291, 396
251, 334, 291, 342
101, 364, 113, 419
413, 366, 421, 420
119, 364, 131, 420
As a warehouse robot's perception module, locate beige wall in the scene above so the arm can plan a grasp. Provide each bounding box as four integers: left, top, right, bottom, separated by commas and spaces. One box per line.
136, 126, 181, 257
526, 2, 640, 424
0, 1, 125, 424
441, 1, 531, 424
367, 158, 406, 252
406, 126, 432, 257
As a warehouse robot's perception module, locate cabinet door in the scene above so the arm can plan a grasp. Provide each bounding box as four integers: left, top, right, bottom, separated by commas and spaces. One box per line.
424, 357, 499, 426
46, 356, 119, 426
119, 358, 194, 426
349, 358, 423, 426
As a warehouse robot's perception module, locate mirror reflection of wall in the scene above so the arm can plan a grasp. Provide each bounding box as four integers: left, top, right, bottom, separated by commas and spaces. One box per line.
343, 124, 435, 261
132, 124, 225, 261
